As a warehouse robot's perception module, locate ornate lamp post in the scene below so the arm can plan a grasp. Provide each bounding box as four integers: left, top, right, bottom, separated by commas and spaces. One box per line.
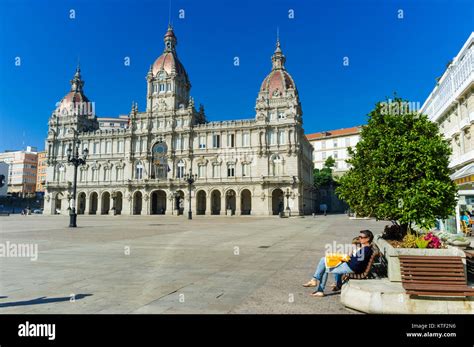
184, 169, 197, 220
66, 140, 88, 227
285, 188, 291, 217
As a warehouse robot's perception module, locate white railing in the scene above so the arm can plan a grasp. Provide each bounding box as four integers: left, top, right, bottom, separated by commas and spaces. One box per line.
423, 48, 474, 122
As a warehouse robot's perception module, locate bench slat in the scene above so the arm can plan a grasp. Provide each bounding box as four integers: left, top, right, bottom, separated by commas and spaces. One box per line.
399, 255, 472, 297
401, 268, 464, 274
404, 283, 474, 291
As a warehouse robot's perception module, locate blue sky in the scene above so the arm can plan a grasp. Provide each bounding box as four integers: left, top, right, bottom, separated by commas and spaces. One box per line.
0, 0, 473, 152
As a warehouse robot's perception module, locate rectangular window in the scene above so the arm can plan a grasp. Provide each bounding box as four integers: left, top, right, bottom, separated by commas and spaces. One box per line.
269, 112, 275, 121
345, 137, 350, 147
227, 165, 235, 177
322, 152, 326, 160
321, 141, 326, 150
199, 135, 206, 149
278, 131, 285, 145
93, 142, 99, 154
175, 137, 182, 150
106, 142, 111, 154
212, 165, 220, 178
242, 163, 249, 177
268, 130, 276, 145
118, 140, 124, 153
159, 84, 165, 92
177, 166, 184, 178
242, 133, 250, 147
167, 83, 171, 91
198, 165, 206, 178
334, 139, 338, 148
227, 134, 235, 148
333, 151, 338, 159
213, 134, 220, 148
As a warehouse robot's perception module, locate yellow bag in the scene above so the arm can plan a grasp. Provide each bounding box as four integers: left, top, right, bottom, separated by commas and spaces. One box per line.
325, 253, 350, 268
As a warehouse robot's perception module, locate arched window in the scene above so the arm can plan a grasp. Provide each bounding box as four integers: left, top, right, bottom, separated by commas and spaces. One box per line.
152, 142, 168, 179
135, 162, 144, 180
177, 159, 185, 178
272, 155, 282, 176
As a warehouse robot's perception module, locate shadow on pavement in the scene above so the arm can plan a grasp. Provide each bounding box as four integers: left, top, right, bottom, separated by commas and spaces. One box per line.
0, 294, 92, 308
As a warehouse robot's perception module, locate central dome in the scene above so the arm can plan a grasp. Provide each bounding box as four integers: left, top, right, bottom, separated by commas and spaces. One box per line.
151, 25, 189, 82
259, 40, 296, 99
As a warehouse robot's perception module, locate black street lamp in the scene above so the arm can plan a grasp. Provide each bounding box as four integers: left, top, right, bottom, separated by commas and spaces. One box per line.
285, 188, 291, 217
184, 169, 197, 220
67, 140, 88, 227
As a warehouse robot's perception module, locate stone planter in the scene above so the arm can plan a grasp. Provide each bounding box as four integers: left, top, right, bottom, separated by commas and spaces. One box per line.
375, 236, 466, 282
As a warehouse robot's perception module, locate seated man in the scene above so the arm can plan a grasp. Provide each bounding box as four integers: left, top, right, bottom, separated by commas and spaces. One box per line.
303, 229, 374, 297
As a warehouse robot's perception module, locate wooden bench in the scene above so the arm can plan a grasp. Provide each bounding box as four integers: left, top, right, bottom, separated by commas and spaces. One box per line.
342, 244, 381, 282
399, 255, 474, 297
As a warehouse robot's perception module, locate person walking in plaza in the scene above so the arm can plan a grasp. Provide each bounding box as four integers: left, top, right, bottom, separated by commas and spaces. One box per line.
303, 230, 374, 297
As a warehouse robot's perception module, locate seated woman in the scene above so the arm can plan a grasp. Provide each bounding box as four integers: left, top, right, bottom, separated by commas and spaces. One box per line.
461, 212, 471, 227
332, 237, 361, 291
303, 230, 374, 297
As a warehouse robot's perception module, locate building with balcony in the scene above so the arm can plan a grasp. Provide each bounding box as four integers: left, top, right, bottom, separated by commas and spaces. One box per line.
36, 151, 47, 193
420, 32, 474, 232
306, 126, 361, 176
43, 26, 315, 216
0, 146, 38, 197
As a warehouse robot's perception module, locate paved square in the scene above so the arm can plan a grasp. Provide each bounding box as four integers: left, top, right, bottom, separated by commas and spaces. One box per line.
0, 214, 386, 314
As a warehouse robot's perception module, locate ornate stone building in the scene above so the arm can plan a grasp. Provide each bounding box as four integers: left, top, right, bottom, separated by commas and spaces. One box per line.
44, 26, 314, 216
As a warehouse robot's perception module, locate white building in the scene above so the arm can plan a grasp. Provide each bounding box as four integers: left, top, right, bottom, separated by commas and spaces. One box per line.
306, 126, 361, 176
0, 146, 38, 196
0, 162, 8, 197
420, 32, 474, 233
43, 26, 315, 216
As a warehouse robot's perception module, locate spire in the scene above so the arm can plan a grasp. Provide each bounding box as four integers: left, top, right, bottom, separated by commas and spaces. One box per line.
70, 64, 84, 92
164, 24, 177, 52
271, 37, 286, 70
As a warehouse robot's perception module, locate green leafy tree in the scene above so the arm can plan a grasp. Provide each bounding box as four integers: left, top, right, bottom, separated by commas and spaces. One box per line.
313, 156, 336, 188
336, 97, 457, 233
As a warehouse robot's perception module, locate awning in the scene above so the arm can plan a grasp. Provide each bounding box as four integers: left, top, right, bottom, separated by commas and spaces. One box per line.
451, 163, 474, 185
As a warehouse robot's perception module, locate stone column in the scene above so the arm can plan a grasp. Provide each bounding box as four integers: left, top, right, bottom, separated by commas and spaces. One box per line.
84, 193, 90, 215
206, 194, 212, 215
142, 193, 149, 215
122, 194, 132, 215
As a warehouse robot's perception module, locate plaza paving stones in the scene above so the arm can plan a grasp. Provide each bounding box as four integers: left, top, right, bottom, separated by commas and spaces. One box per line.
0, 214, 387, 314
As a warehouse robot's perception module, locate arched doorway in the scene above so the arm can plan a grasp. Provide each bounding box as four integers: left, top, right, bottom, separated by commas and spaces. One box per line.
151, 190, 166, 215
272, 188, 284, 215
77, 192, 86, 214
174, 190, 184, 215
240, 189, 252, 215
211, 190, 221, 215
54, 193, 63, 215
225, 190, 236, 215
89, 192, 98, 215
196, 190, 206, 215
114, 192, 123, 215
101, 192, 111, 215
133, 191, 142, 215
